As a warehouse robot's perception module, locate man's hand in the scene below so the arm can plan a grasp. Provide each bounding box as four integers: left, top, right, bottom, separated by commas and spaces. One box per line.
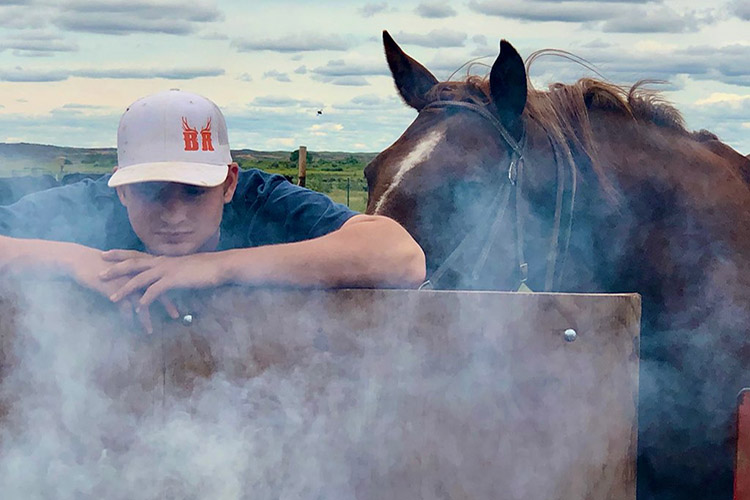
100, 250, 227, 314
66, 246, 179, 333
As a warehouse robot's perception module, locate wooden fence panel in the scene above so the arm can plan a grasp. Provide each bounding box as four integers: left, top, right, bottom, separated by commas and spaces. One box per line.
0, 282, 640, 499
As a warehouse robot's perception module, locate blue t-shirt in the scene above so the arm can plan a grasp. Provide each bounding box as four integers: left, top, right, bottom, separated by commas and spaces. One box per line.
0, 169, 358, 251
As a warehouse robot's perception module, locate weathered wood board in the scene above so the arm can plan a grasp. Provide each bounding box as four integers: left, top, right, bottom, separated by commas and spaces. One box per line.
0, 281, 640, 499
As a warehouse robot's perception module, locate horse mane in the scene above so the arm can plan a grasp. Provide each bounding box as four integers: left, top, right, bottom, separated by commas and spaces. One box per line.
425, 57, 700, 205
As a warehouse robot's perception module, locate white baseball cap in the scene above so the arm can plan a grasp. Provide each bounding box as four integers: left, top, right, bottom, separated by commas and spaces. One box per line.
108, 89, 233, 188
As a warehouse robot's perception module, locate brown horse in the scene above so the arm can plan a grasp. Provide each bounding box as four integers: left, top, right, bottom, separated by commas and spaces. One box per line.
366, 31, 750, 499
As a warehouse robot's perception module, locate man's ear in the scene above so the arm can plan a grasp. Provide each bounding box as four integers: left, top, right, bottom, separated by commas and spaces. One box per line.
223, 163, 239, 203
115, 185, 128, 206
111, 167, 128, 205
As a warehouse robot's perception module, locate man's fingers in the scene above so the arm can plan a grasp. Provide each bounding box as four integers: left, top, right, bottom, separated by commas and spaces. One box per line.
140, 279, 175, 309
136, 304, 154, 335
117, 299, 136, 330
110, 269, 161, 302
99, 258, 154, 281
159, 296, 180, 320
101, 249, 149, 262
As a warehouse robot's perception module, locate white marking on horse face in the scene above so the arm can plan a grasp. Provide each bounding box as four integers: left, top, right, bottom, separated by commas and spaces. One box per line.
373, 128, 445, 214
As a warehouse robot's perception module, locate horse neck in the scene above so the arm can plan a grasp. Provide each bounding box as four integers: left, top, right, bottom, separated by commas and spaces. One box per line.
561, 108, 750, 327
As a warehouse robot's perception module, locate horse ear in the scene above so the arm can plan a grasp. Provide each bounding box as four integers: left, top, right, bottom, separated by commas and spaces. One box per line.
383, 30, 438, 111
489, 40, 527, 128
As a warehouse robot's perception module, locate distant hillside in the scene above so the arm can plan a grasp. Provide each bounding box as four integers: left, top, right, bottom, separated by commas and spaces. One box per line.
0, 143, 117, 176
0, 143, 378, 178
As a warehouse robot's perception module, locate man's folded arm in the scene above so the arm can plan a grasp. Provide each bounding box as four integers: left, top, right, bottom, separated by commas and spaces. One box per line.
0, 234, 94, 278
217, 214, 426, 289
0, 177, 119, 278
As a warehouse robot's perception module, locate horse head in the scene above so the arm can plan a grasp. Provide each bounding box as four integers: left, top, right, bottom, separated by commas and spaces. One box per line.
366, 31, 566, 291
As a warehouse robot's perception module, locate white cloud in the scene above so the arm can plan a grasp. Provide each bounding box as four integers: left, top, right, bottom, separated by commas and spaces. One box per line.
310, 122, 344, 136
602, 6, 718, 33
262, 70, 291, 83
0, 5, 47, 29
0, 68, 67, 82
55, 0, 222, 35
310, 123, 344, 132
415, 2, 456, 18
312, 59, 389, 78
695, 93, 750, 106
358, 2, 388, 17
472, 34, 488, 46
0, 32, 78, 54
61, 103, 107, 109
0, 66, 224, 82
199, 31, 229, 41
468, 0, 618, 22
249, 96, 324, 109
73, 67, 224, 80
316, 75, 370, 86
731, 0, 750, 20
233, 34, 353, 53
394, 29, 467, 48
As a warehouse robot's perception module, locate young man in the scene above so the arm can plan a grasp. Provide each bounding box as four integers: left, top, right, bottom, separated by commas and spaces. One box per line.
0, 90, 426, 332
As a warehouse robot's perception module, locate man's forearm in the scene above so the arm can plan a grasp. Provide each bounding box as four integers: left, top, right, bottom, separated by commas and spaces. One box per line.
219, 215, 426, 289
0, 235, 80, 278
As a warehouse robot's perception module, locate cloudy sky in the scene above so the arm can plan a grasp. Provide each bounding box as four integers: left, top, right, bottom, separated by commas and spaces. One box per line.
0, 0, 748, 153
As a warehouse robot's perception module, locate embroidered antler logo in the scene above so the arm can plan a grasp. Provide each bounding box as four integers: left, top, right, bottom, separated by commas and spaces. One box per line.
182, 117, 214, 152
182, 117, 199, 151
200, 118, 214, 151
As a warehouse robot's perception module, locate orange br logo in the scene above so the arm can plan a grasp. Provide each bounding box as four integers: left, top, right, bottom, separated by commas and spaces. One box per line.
201, 118, 214, 151
182, 117, 199, 151
182, 117, 214, 151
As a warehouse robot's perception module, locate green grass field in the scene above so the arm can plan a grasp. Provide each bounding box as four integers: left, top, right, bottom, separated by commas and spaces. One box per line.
0, 143, 374, 212
326, 188, 368, 213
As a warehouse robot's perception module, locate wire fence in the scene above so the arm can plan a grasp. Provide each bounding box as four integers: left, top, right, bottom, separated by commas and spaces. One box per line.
304, 176, 368, 212
0, 173, 368, 211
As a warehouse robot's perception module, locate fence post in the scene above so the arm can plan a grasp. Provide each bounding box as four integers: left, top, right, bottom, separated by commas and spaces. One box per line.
297, 146, 307, 188
347, 177, 350, 207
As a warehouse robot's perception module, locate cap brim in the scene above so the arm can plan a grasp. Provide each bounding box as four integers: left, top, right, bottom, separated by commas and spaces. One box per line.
108, 161, 229, 188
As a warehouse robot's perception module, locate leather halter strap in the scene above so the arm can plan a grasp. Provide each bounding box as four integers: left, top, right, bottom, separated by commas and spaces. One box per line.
418, 99, 573, 292
423, 100, 524, 158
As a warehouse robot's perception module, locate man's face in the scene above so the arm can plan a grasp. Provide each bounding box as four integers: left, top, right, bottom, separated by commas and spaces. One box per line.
116, 166, 238, 256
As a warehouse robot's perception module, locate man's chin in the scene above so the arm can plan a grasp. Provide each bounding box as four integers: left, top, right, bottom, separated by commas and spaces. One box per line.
148, 242, 200, 256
